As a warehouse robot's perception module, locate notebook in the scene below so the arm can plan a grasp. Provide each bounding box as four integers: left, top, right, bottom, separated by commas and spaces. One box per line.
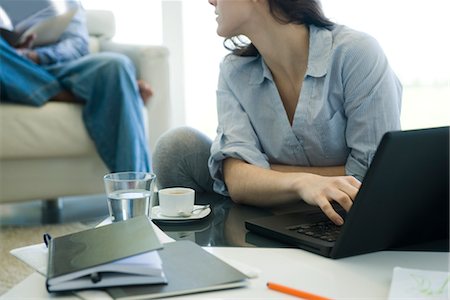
106, 240, 249, 300
245, 126, 450, 259
46, 216, 166, 292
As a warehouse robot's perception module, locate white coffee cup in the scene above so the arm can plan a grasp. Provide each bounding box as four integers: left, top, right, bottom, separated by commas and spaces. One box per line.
158, 187, 195, 217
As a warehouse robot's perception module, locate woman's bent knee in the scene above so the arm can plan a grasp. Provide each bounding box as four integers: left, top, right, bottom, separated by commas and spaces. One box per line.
155, 127, 210, 155
153, 127, 212, 189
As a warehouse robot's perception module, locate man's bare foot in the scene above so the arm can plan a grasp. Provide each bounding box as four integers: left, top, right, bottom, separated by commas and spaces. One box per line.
138, 80, 153, 105
50, 81, 153, 104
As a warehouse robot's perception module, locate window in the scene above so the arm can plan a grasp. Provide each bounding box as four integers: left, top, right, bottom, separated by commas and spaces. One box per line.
182, 0, 449, 137
321, 0, 450, 130
83, 1, 449, 137
81, 0, 162, 45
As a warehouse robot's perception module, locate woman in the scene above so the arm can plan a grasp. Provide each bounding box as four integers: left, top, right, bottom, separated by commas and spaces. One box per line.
153, 0, 402, 225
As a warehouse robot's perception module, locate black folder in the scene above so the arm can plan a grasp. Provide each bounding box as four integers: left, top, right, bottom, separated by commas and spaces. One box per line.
107, 240, 249, 299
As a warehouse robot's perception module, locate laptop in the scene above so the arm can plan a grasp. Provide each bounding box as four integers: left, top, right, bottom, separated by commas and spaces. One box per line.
245, 126, 449, 259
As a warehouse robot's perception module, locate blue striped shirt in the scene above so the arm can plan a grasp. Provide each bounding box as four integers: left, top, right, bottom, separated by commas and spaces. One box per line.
209, 24, 402, 196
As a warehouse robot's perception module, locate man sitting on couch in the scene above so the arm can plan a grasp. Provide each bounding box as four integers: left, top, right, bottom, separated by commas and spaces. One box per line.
0, 0, 152, 172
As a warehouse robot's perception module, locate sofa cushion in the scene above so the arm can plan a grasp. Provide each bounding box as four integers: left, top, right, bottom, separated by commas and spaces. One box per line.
0, 102, 148, 160
0, 102, 96, 159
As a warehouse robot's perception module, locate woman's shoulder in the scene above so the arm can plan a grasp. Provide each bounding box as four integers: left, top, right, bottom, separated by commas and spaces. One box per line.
331, 24, 384, 56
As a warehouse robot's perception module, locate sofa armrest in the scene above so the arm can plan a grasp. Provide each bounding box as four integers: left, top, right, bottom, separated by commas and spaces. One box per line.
99, 41, 171, 150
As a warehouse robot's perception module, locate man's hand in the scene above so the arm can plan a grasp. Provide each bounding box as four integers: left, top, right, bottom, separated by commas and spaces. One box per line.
24, 50, 40, 64
15, 33, 36, 49
15, 33, 40, 64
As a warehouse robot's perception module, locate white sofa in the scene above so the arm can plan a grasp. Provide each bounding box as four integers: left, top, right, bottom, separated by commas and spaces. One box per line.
0, 10, 171, 204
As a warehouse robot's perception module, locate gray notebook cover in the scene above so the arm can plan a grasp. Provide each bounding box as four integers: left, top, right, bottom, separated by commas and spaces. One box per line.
107, 240, 249, 300
47, 216, 163, 291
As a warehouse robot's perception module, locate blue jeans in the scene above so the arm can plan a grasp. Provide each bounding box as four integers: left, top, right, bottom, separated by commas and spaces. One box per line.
0, 37, 151, 172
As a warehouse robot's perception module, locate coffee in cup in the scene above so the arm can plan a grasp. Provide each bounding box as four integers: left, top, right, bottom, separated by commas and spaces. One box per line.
158, 187, 195, 217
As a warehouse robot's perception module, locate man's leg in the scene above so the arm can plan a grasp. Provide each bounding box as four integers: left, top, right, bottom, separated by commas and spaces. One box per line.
46, 52, 151, 172
0, 37, 62, 106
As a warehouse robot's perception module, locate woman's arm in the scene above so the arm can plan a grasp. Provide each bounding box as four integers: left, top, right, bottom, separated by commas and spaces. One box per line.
224, 158, 361, 225
271, 164, 345, 176
341, 33, 402, 179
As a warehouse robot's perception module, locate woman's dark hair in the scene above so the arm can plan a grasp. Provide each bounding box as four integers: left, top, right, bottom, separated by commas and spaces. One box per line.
224, 0, 334, 56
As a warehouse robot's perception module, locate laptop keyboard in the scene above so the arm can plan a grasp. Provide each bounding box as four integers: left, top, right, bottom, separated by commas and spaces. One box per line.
286, 221, 342, 242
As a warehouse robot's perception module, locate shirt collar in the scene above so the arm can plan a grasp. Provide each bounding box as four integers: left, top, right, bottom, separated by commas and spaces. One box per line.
307, 25, 332, 78
249, 55, 272, 85
250, 25, 332, 84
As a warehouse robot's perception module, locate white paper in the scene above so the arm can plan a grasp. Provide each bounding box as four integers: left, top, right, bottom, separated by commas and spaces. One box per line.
0, 6, 13, 30
48, 251, 164, 286
388, 267, 450, 299
10, 242, 48, 275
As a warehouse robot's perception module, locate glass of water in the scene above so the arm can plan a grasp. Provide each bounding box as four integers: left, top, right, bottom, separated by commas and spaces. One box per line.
103, 172, 156, 222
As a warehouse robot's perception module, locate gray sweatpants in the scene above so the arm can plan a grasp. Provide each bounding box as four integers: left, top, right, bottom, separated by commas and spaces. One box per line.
152, 127, 215, 193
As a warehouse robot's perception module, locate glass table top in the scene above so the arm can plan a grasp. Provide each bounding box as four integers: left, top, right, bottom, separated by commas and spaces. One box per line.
152, 192, 320, 248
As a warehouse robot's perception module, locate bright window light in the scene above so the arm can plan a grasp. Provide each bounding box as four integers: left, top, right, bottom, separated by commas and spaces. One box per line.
81, 1, 449, 135
81, 0, 162, 45
182, 0, 449, 135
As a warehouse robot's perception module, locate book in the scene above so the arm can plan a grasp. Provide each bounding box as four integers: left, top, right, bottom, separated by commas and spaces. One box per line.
0, 6, 77, 47
46, 216, 167, 292
107, 240, 249, 300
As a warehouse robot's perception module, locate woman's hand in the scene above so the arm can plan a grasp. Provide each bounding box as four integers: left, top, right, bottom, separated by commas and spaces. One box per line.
224, 158, 361, 226
295, 173, 361, 225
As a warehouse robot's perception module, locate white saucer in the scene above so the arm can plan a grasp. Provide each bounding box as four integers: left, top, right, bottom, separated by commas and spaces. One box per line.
151, 205, 211, 221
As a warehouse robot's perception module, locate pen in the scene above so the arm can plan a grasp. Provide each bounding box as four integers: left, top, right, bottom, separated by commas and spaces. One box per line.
267, 282, 331, 300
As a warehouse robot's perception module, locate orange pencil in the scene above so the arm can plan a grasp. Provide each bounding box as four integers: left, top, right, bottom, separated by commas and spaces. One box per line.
267, 282, 332, 300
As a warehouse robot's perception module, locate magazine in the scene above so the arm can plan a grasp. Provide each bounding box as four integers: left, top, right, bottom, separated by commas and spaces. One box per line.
0, 5, 77, 47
